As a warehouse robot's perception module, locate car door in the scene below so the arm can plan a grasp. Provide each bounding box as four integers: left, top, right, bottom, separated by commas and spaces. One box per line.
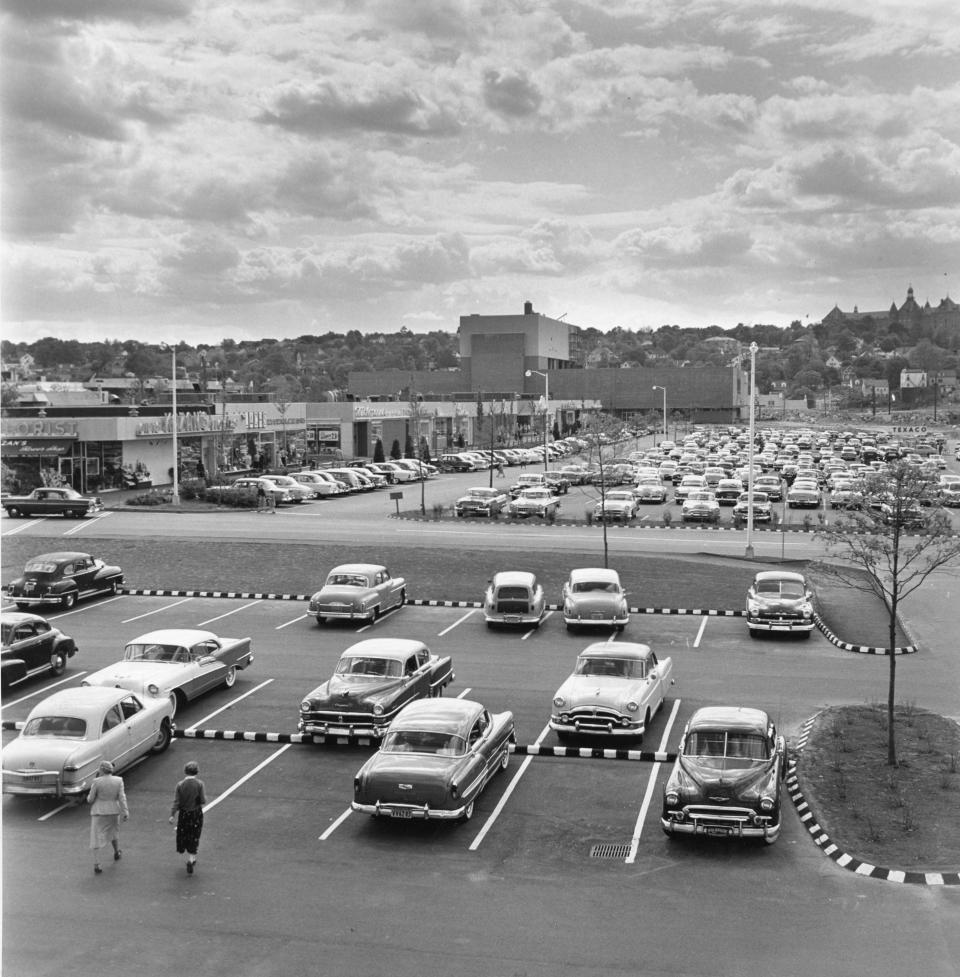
99, 702, 135, 770
72, 556, 99, 597
191, 639, 229, 696
117, 694, 157, 761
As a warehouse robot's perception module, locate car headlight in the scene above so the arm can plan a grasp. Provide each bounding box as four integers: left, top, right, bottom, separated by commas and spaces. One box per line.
665, 790, 680, 807
626, 700, 639, 713
553, 695, 566, 708
80, 679, 91, 687
759, 796, 775, 812
147, 683, 160, 696
373, 703, 384, 716
300, 700, 312, 713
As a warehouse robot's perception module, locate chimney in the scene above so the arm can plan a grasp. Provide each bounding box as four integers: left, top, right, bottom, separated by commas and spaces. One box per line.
524, 301, 534, 315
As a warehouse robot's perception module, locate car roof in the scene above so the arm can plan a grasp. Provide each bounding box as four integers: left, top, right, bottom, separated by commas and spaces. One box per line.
754, 570, 806, 585
24, 551, 92, 564
492, 570, 537, 587
328, 563, 385, 575
688, 706, 770, 733
579, 641, 652, 661
390, 697, 483, 734
340, 638, 429, 660
568, 567, 621, 585
127, 629, 218, 645
26, 686, 133, 718
1, 611, 50, 626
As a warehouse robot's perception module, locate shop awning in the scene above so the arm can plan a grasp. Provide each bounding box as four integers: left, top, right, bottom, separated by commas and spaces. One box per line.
1, 439, 75, 457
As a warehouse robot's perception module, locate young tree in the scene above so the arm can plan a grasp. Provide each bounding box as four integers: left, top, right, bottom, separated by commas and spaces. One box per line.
390, 439, 402, 460
578, 411, 625, 568
373, 439, 385, 463
812, 462, 960, 765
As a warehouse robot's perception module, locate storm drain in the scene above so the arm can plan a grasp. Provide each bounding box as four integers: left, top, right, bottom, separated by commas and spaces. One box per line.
590, 843, 632, 859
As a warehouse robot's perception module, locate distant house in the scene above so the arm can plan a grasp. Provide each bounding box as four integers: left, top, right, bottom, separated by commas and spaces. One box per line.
900, 369, 927, 389
860, 378, 890, 398
825, 354, 843, 371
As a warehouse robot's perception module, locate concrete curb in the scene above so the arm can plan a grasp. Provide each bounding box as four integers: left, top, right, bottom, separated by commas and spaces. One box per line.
788, 713, 960, 885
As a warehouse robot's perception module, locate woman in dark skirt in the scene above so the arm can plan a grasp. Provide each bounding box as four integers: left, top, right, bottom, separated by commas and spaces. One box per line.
169, 760, 207, 874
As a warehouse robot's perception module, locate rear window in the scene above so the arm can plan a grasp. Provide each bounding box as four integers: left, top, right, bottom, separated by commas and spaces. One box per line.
496, 586, 530, 600
24, 562, 59, 574
24, 716, 87, 737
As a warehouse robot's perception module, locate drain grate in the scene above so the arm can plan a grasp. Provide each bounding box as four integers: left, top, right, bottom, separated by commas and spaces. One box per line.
590, 842, 632, 859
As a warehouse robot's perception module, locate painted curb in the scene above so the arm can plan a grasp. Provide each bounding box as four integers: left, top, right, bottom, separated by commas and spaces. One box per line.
788, 713, 960, 885
813, 612, 917, 655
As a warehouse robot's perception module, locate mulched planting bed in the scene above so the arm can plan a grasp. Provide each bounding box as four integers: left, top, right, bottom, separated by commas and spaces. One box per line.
795, 704, 960, 871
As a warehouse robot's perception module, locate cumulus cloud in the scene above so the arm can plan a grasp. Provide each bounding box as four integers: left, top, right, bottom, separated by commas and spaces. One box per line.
482, 70, 543, 118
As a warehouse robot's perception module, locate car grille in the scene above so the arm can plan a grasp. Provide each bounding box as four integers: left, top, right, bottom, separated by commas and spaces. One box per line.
563, 706, 632, 732
754, 610, 804, 621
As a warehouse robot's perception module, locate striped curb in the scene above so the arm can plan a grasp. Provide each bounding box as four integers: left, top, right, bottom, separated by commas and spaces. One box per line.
121, 588, 312, 600
813, 612, 917, 655
171, 727, 674, 761
788, 713, 960, 885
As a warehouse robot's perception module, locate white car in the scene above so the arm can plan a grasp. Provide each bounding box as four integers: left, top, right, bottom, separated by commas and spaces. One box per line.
291, 472, 343, 497
561, 568, 629, 631
260, 474, 313, 502
550, 642, 674, 739
82, 628, 254, 715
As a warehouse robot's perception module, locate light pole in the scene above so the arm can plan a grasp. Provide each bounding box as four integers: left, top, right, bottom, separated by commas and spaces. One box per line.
160, 343, 180, 505
525, 369, 549, 472
652, 386, 667, 444
745, 342, 758, 559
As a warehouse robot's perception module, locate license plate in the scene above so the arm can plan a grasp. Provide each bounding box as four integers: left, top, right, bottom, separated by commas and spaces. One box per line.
706, 826, 730, 836
503, 615, 520, 623
390, 809, 412, 819
21, 775, 42, 783
328, 727, 352, 737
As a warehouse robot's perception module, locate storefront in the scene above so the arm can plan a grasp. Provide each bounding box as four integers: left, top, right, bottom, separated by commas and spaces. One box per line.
213, 402, 308, 472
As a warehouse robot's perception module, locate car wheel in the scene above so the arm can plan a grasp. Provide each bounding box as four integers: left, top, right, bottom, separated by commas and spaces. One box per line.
168, 692, 182, 717
108, 579, 119, 595
151, 718, 173, 754
70, 509, 85, 519
61, 592, 76, 609
223, 665, 237, 688
500, 745, 510, 771
398, 588, 406, 606
462, 799, 475, 821
15, 602, 30, 611
49, 652, 67, 677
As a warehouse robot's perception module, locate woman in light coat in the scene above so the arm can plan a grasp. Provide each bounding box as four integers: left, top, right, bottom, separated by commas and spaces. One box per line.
87, 760, 129, 874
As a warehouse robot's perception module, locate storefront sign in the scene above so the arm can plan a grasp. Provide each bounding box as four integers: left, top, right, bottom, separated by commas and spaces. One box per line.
0, 419, 78, 438
135, 412, 215, 436
316, 429, 340, 443
1, 438, 75, 456
891, 425, 929, 433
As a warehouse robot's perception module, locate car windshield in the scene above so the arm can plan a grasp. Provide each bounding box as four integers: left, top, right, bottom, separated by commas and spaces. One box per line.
755, 580, 805, 598
575, 657, 644, 678
335, 657, 402, 678
23, 715, 87, 737
685, 730, 770, 764
123, 643, 190, 663
571, 581, 619, 594
1, 622, 17, 643
23, 562, 59, 574
469, 491, 495, 499
382, 728, 466, 756
326, 574, 370, 588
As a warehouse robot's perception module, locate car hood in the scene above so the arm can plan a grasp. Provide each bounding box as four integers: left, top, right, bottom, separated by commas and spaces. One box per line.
677, 756, 771, 798
2, 737, 88, 771
312, 586, 373, 603
85, 661, 180, 689
554, 674, 643, 708
304, 674, 401, 707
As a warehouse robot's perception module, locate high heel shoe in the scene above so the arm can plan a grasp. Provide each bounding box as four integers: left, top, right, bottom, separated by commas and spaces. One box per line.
94, 865, 103, 874
114, 849, 122, 861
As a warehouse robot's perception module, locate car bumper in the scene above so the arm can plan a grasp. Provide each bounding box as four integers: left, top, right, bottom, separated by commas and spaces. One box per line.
550, 717, 645, 736
747, 617, 815, 632
6, 594, 54, 606
351, 800, 466, 820
309, 606, 374, 620
562, 612, 629, 627
484, 612, 542, 625
2, 769, 87, 798
661, 810, 780, 841
300, 719, 386, 738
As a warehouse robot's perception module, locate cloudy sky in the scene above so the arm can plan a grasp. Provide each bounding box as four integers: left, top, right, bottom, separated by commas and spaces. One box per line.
3, 0, 959, 347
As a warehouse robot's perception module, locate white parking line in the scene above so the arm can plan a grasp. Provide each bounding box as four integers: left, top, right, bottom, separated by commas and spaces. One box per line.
625, 698, 681, 863
468, 721, 551, 851
319, 807, 353, 841
438, 608, 477, 636
121, 596, 194, 624
522, 610, 554, 639
276, 613, 309, 629
202, 743, 292, 815
456, 688, 472, 698
5, 671, 88, 708
693, 616, 708, 648
2, 518, 46, 535
197, 599, 262, 627
63, 512, 112, 536
183, 679, 274, 730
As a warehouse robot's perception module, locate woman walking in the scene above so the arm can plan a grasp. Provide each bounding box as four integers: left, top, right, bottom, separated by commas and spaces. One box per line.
87, 760, 128, 874
169, 761, 207, 874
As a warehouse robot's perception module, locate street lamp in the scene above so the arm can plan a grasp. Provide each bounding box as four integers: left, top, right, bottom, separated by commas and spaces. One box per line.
160, 343, 180, 505
525, 369, 549, 472
652, 386, 667, 444
745, 342, 758, 559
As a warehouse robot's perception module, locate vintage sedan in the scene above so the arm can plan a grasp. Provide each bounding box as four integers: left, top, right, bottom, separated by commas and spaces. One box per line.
299, 638, 454, 739
81, 629, 254, 714
732, 491, 772, 523
786, 479, 822, 508
1, 613, 78, 690
745, 570, 815, 637
634, 478, 667, 504
5, 552, 124, 611
259, 473, 313, 502
561, 568, 629, 631
505, 487, 561, 519
590, 490, 637, 522
454, 487, 510, 518
290, 471, 343, 497
715, 478, 746, 505
2, 486, 104, 519
309, 564, 406, 625
550, 642, 673, 739
483, 571, 546, 628
352, 698, 515, 821
661, 706, 785, 845
1, 686, 174, 798
681, 490, 720, 524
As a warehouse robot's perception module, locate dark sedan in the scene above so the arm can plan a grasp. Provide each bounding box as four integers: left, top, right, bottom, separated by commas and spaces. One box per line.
5, 552, 124, 611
